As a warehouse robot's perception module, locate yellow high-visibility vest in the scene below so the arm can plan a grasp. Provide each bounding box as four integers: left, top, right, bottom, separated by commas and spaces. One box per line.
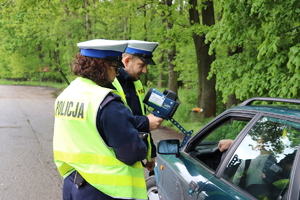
53, 77, 147, 200
112, 78, 152, 161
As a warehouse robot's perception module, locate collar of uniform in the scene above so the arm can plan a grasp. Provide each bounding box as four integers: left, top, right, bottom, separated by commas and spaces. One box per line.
105, 82, 116, 90
118, 67, 131, 81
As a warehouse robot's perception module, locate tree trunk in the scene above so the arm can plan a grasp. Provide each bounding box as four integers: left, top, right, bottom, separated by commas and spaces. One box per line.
84, 0, 91, 39
226, 46, 243, 108
189, 0, 216, 118
157, 50, 165, 88
123, 18, 127, 40
167, 45, 177, 93
226, 94, 241, 109
165, 0, 178, 94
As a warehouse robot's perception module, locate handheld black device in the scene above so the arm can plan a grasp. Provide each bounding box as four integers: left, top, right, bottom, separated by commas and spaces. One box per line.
143, 88, 180, 120
143, 88, 193, 147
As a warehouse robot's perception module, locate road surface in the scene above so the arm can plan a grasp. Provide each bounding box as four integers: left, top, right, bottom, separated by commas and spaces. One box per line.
0, 85, 183, 199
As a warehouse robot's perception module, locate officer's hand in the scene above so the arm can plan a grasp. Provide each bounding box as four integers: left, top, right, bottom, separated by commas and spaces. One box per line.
147, 113, 163, 131
145, 158, 155, 171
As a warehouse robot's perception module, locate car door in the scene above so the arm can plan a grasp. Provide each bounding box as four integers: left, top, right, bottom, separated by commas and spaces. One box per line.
156, 152, 214, 200
156, 111, 256, 200
217, 115, 300, 200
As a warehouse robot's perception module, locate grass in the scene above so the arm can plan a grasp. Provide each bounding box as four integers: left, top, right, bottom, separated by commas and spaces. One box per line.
0, 78, 67, 90
0, 79, 208, 135
161, 114, 214, 136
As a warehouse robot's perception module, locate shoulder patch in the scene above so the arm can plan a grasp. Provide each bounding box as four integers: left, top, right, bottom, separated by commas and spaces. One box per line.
100, 93, 122, 109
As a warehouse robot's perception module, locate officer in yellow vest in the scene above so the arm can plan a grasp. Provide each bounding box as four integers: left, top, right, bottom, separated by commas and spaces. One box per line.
53, 39, 148, 200
112, 40, 163, 175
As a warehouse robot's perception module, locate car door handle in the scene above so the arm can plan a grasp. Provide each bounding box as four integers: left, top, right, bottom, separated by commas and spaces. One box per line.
188, 181, 199, 196
198, 191, 207, 200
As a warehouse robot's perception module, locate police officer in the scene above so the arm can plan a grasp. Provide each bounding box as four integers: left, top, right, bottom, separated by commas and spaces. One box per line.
53, 39, 148, 200
112, 40, 163, 174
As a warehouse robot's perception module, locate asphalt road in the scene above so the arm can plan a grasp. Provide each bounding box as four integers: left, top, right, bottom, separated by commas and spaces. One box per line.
0, 85, 183, 200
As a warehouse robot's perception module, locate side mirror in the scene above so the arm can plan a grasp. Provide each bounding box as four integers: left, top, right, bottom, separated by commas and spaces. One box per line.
157, 139, 180, 154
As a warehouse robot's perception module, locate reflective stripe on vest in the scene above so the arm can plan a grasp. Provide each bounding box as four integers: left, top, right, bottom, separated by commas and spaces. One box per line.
54, 150, 145, 186
112, 79, 152, 161
53, 77, 147, 199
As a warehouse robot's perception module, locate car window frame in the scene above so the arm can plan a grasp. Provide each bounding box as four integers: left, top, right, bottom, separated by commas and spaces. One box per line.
217, 111, 300, 175
182, 110, 258, 173
177, 110, 260, 199
184, 110, 257, 152
215, 113, 262, 177
217, 112, 300, 200
286, 147, 300, 200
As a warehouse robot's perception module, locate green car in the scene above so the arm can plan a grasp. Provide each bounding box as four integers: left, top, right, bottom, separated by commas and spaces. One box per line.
147, 97, 300, 200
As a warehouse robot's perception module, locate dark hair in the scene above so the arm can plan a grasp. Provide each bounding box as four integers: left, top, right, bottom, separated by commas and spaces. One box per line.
73, 53, 112, 86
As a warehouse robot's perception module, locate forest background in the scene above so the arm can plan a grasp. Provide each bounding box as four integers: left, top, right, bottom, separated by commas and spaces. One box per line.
1, 0, 300, 132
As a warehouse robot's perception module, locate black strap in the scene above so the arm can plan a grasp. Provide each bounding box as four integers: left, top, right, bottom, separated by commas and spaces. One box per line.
100, 92, 123, 109
74, 171, 86, 189
100, 94, 115, 108
239, 159, 251, 189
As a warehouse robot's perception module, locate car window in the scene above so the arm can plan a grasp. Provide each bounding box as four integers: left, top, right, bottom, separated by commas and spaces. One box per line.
189, 117, 251, 171
222, 116, 299, 199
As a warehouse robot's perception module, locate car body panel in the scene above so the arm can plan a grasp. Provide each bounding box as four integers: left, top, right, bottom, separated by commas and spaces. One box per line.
152, 98, 300, 200
156, 153, 213, 200
156, 153, 250, 200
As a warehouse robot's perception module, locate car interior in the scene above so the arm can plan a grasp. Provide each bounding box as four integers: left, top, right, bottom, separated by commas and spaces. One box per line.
188, 116, 251, 171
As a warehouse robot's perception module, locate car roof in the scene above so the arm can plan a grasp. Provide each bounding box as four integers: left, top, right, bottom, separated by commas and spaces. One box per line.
230, 105, 300, 118
228, 97, 300, 119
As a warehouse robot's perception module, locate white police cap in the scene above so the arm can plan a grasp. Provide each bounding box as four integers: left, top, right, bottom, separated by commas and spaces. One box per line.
77, 39, 128, 63
125, 40, 159, 65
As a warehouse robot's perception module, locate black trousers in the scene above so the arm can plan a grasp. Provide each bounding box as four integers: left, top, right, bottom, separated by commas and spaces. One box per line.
63, 171, 132, 200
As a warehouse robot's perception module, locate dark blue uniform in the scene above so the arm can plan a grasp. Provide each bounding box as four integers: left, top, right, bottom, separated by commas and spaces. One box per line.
115, 68, 156, 157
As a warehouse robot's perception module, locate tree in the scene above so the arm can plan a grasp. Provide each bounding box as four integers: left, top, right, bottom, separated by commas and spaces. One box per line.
208, 0, 300, 102
188, 0, 216, 117
7, 0, 291, 119
156, 0, 178, 93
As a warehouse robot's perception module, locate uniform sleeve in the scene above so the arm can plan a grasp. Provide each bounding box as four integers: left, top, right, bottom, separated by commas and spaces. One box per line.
97, 99, 147, 166
134, 115, 149, 132
133, 114, 157, 158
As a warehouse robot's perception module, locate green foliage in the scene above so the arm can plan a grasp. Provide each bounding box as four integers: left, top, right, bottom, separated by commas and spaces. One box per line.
204, 119, 250, 143
0, 0, 202, 113
178, 86, 198, 105
1, 0, 300, 118
207, 0, 300, 102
